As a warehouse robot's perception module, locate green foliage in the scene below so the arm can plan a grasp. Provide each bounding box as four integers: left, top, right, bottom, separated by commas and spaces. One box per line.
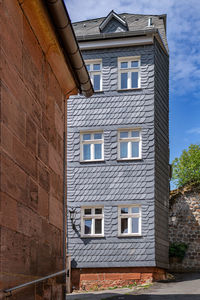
172, 144, 200, 188
169, 242, 188, 260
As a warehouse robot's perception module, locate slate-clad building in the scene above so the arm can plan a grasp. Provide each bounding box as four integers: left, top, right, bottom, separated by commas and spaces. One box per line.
67, 11, 169, 290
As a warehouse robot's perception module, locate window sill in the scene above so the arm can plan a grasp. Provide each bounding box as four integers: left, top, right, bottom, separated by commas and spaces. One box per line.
81, 235, 104, 238
80, 159, 105, 163
117, 158, 142, 161
117, 88, 142, 92
118, 234, 142, 237
94, 90, 104, 94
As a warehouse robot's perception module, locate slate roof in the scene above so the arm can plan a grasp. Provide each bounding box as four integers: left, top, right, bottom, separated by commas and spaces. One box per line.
72, 11, 168, 50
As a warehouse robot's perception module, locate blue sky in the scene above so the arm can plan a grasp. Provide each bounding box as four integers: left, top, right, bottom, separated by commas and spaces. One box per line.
66, 0, 200, 174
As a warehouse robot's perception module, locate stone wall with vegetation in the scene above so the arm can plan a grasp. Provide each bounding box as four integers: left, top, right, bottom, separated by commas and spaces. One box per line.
169, 185, 200, 271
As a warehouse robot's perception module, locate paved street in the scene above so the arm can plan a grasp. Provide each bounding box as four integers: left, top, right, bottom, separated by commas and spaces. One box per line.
66, 273, 200, 300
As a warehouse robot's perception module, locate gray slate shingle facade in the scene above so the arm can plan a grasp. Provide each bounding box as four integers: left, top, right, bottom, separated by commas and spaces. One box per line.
67, 11, 169, 270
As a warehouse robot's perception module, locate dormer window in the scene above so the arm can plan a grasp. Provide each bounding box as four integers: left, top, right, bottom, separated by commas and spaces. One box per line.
118, 56, 140, 90
85, 59, 102, 92
99, 10, 128, 33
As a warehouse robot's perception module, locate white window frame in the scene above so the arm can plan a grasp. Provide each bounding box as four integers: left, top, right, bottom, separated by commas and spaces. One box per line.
85, 59, 102, 91
118, 56, 141, 90
118, 205, 142, 237
80, 131, 104, 162
81, 207, 104, 238
117, 128, 142, 160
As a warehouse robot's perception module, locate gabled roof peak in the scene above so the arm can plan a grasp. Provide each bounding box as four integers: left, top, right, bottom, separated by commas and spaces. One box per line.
99, 10, 128, 32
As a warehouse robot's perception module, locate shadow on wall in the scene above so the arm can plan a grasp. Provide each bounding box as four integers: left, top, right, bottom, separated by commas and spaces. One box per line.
67, 295, 200, 300
169, 185, 200, 271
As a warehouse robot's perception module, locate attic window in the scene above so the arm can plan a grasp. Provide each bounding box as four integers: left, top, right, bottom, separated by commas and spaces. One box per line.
99, 10, 128, 32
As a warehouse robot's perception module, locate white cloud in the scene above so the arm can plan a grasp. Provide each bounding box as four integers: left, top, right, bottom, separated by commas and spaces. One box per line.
187, 128, 200, 135
65, 0, 200, 99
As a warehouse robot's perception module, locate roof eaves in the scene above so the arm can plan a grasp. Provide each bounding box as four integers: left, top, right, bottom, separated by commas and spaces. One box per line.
77, 28, 169, 56
77, 28, 158, 41
159, 14, 167, 33
154, 30, 169, 55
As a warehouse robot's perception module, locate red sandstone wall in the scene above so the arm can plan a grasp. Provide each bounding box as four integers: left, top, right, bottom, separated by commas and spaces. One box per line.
71, 267, 166, 291
1, 0, 65, 297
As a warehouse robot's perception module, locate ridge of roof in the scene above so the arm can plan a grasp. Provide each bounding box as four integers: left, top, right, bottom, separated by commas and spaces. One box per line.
72, 12, 166, 24
72, 10, 168, 52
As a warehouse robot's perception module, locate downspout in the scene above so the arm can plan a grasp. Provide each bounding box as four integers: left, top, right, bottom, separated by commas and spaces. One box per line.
63, 96, 66, 270
45, 0, 94, 275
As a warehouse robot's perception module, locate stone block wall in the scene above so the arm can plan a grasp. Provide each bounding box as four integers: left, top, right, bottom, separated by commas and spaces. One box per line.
71, 267, 166, 291
169, 185, 200, 271
1, 0, 65, 298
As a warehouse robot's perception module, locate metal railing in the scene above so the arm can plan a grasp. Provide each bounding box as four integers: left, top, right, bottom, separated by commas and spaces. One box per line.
3, 269, 66, 296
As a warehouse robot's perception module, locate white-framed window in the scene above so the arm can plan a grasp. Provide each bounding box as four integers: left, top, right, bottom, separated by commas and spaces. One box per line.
118, 129, 142, 160
81, 207, 104, 237
118, 56, 140, 90
118, 205, 141, 236
80, 131, 104, 162
85, 59, 102, 91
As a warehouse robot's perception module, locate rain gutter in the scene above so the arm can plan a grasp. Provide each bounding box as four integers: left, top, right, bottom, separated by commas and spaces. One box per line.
77, 28, 168, 55
45, 0, 94, 98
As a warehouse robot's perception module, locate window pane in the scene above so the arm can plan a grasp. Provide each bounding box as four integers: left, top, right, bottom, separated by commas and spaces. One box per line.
120, 142, 128, 158
84, 209, 91, 215
132, 207, 139, 214
93, 64, 101, 70
131, 61, 139, 68
83, 134, 91, 140
95, 208, 102, 214
120, 131, 128, 138
132, 217, 139, 233
121, 73, 128, 89
94, 144, 102, 159
131, 72, 138, 88
121, 207, 128, 214
131, 142, 139, 158
84, 219, 92, 234
93, 74, 100, 91
95, 219, 102, 234
94, 133, 102, 139
131, 131, 140, 138
121, 218, 128, 234
86, 64, 90, 71
83, 144, 91, 160
121, 62, 128, 68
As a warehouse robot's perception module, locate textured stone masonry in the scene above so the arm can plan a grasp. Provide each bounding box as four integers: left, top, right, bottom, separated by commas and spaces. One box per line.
71, 267, 166, 291
0, 0, 65, 298
169, 185, 200, 271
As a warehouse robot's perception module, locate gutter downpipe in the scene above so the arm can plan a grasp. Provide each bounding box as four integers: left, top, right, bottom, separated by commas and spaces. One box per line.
45, 0, 94, 98
45, 0, 94, 291
63, 96, 66, 271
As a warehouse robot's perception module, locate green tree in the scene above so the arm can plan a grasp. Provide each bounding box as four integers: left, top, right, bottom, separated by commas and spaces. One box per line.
172, 144, 200, 188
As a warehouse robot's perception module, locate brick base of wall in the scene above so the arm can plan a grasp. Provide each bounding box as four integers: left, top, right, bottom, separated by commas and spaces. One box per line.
71, 267, 166, 291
